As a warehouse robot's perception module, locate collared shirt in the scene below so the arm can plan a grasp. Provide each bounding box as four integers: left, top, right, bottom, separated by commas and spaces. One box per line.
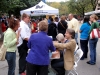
17, 20, 31, 47
26, 31, 56, 65
68, 18, 79, 33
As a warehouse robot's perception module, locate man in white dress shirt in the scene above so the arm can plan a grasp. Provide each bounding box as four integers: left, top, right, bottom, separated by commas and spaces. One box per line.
17, 13, 31, 75
68, 14, 79, 44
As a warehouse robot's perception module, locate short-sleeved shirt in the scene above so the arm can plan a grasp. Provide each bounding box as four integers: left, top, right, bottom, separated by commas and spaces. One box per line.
17, 20, 31, 46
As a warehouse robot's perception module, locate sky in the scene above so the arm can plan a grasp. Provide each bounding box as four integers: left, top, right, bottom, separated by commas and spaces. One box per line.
46, 0, 68, 2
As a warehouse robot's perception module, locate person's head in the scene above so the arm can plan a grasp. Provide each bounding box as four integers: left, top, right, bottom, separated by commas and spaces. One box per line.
39, 18, 42, 22
90, 14, 98, 22
50, 17, 53, 22
68, 14, 74, 20
49, 16, 52, 19
22, 13, 30, 23
65, 29, 75, 39
60, 15, 66, 21
31, 19, 35, 22
56, 33, 64, 42
39, 20, 48, 32
9, 18, 20, 31
55, 17, 59, 22
83, 16, 90, 23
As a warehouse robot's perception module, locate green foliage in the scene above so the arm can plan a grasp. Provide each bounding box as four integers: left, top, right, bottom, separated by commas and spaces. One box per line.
0, 0, 98, 16
67, 0, 92, 16
67, 0, 99, 16
0, 0, 40, 16
47, 2, 68, 15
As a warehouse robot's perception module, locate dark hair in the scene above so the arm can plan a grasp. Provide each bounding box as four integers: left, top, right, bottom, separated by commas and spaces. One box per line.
31, 19, 35, 22
50, 18, 53, 22
66, 29, 75, 39
39, 18, 42, 21
9, 18, 19, 29
83, 16, 90, 25
55, 17, 59, 20
49, 16, 52, 19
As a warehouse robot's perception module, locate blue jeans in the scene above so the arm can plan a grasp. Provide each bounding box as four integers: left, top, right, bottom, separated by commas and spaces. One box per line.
5, 52, 16, 75
89, 38, 98, 64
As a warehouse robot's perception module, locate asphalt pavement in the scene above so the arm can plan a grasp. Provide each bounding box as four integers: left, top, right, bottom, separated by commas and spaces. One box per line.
0, 39, 100, 75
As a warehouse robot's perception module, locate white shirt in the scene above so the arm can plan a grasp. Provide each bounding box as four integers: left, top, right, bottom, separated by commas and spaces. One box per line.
68, 18, 79, 33
16, 28, 23, 47
17, 20, 31, 47
54, 22, 58, 27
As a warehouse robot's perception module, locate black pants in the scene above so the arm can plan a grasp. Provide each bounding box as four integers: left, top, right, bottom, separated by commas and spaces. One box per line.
51, 61, 65, 75
80, 39, 88, 59
26, 62, 48, 75
18, 40, 28, 74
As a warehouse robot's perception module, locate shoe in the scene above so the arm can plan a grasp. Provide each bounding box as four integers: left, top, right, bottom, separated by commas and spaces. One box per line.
80, 58, 84, 60
87, 61, 95, 65
80, 57, 84, 60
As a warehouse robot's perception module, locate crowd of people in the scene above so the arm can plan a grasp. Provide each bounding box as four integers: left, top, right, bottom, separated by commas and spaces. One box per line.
0, 13, 100, 75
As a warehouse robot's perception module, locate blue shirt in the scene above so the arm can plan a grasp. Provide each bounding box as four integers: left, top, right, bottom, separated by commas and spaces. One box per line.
80, 22, 90, 40
48, 19, 51, 24
26, 31, 56, 65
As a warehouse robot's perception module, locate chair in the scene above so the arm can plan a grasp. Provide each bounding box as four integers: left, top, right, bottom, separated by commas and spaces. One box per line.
68, 49, 83, 75
74, 44, 79, 55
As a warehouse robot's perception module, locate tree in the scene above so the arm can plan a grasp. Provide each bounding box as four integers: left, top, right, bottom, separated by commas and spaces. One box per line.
90, 0, 99, 10
0, 0, 40, 16
47, 2, 68, 15
68, 0, 92, 16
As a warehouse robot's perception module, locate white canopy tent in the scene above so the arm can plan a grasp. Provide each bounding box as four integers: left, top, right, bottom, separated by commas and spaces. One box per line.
20, 1, 59, 16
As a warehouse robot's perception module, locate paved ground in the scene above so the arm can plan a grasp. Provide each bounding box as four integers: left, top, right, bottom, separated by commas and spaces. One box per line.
0, 39, 100, 75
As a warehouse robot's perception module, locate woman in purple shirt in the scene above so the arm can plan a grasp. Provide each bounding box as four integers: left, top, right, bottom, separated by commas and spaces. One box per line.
26, 20, 56, 75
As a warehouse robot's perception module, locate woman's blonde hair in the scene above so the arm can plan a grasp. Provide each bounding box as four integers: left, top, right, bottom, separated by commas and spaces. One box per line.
39, 20, 48, 32
21, 13, 29, 20
90, 14, 98, 20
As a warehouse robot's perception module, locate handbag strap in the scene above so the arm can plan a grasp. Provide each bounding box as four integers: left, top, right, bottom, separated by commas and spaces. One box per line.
60, 22, 66, 29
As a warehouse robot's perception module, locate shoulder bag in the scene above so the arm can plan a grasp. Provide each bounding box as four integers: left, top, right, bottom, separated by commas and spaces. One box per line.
90, 23, 100, 39
0, 44, 7, 61
60, 22, 66, 29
